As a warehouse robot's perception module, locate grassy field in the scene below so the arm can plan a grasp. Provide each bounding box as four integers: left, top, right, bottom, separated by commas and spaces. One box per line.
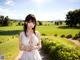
0, 23, 80, 60
37, 25, 80, 37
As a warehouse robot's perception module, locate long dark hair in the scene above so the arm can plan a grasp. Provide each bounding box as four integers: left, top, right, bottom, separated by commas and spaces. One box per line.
23, 14, 37, 37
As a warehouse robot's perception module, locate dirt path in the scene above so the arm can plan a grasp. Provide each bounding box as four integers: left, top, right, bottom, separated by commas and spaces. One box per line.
39, 49, 49, 60
67, 38, 80, 46
52, 35, 80, 46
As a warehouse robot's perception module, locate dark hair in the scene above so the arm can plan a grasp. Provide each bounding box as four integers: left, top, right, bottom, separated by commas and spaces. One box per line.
24, 14, 37, 37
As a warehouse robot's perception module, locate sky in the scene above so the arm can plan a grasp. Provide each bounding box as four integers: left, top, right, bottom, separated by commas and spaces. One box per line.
0, 0, 80, 21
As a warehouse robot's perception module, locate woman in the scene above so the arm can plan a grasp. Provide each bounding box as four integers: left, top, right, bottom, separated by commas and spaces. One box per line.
18, 14, 42, 60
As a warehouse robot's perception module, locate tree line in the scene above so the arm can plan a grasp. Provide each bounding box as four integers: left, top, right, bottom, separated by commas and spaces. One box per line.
55, 9, 80, 27
0, 16, 9, 26
0, 9, 80, 27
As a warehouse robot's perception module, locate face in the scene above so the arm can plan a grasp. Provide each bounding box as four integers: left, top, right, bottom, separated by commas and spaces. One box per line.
27, 20, 35, 29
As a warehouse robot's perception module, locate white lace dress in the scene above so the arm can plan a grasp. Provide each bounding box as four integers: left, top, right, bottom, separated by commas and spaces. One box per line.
19, 32, 42, 60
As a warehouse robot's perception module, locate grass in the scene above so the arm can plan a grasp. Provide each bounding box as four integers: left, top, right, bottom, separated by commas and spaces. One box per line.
0, 35, 19, 60
41, 36, 78, 48
0, 23, 80, 60
37, 25, 80, 37
0, 24, 80, 37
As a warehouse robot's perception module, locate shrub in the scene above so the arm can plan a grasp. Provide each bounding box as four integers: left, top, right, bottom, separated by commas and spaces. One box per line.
0, 41, 2, 44
78, 32, 80, 38
54, 34, 57, 37
73, 34, 79, 40
60, 34, 65, 38
42, 38, 80, 60
41, 33, 46, 36
73, 32, 80, 40
66, 34, 72, 38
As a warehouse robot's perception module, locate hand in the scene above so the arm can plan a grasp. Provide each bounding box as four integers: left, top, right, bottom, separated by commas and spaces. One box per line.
31, 45, 39, 50
25, 46, 33, 52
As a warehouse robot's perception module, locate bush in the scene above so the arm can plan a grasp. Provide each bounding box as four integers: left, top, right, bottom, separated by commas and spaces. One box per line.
60, 34, 65, 38
66, 34, 72, 38
41, 33, 46, 36
73, 32, 80, 40
42, 38, 80, 60
0, 41, 2, 44
73, 34, 79, 40
78, 32, 80, 38
54, 34, 57, 37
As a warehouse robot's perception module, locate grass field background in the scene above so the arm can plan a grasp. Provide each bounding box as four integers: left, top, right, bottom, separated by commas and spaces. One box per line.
0, 22, 80, 60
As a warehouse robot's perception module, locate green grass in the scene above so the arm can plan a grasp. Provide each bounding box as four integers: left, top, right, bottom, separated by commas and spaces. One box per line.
37, 25, 80, 37
0, 23, 80, 60
0, 26, 23, 31
41, 36, 78, 47
0, 25, 80, 37
0, 35, 19, 60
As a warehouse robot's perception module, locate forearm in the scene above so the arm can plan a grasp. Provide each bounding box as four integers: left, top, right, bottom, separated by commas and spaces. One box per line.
33, 44, 42, 50
19, 45, 26, 51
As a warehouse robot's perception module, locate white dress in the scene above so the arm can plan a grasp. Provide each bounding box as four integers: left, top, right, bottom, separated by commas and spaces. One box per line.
19, 32, 42, 60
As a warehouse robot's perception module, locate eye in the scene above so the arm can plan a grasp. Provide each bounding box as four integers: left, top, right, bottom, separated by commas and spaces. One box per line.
32, 22, 35, 24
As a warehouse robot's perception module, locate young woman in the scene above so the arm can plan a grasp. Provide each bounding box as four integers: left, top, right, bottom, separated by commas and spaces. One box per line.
18, 14, 42, 60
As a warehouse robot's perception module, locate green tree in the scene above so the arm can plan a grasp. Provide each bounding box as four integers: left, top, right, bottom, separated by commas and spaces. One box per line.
38, 21, 43, 25
0, 15, 4, 26
65, 9, 80, 27
2, 16, 9, 26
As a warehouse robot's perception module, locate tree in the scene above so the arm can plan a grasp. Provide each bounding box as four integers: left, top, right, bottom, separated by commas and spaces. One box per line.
0, 16, 4, 26
38, 21, 43, 25
2, 16, 9, 26
65, 9, 80, 27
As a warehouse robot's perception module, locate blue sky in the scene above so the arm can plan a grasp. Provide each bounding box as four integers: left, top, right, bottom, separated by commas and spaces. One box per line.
0, 0, 80, 21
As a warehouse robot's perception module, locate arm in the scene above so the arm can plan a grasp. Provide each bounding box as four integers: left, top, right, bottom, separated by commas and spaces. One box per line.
19, 32, 33, 51
19, 32, 26, 51
33, 31, 42, 50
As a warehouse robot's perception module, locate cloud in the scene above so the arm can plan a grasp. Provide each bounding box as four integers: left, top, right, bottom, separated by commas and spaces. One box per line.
33, 0, 45, 4
32, 0, 52, 4
66, 0, 80, 3
5, 0, 15, 6
0, 7, 16, 19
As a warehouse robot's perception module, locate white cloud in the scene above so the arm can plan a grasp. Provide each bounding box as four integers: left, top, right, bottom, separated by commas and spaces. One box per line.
32, 0, 52, 4
66, 0, 80, 3
32, 0, 45, 4
33, 0, 45, 4
0, 7, 16, 19
64, 8, 76, 12
5, 0, 15, 6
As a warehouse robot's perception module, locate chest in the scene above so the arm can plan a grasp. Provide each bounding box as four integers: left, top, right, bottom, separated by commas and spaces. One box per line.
21, 33, 39, 46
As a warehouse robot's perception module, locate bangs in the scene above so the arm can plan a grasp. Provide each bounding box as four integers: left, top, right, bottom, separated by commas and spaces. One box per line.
25, 14, 36, 23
